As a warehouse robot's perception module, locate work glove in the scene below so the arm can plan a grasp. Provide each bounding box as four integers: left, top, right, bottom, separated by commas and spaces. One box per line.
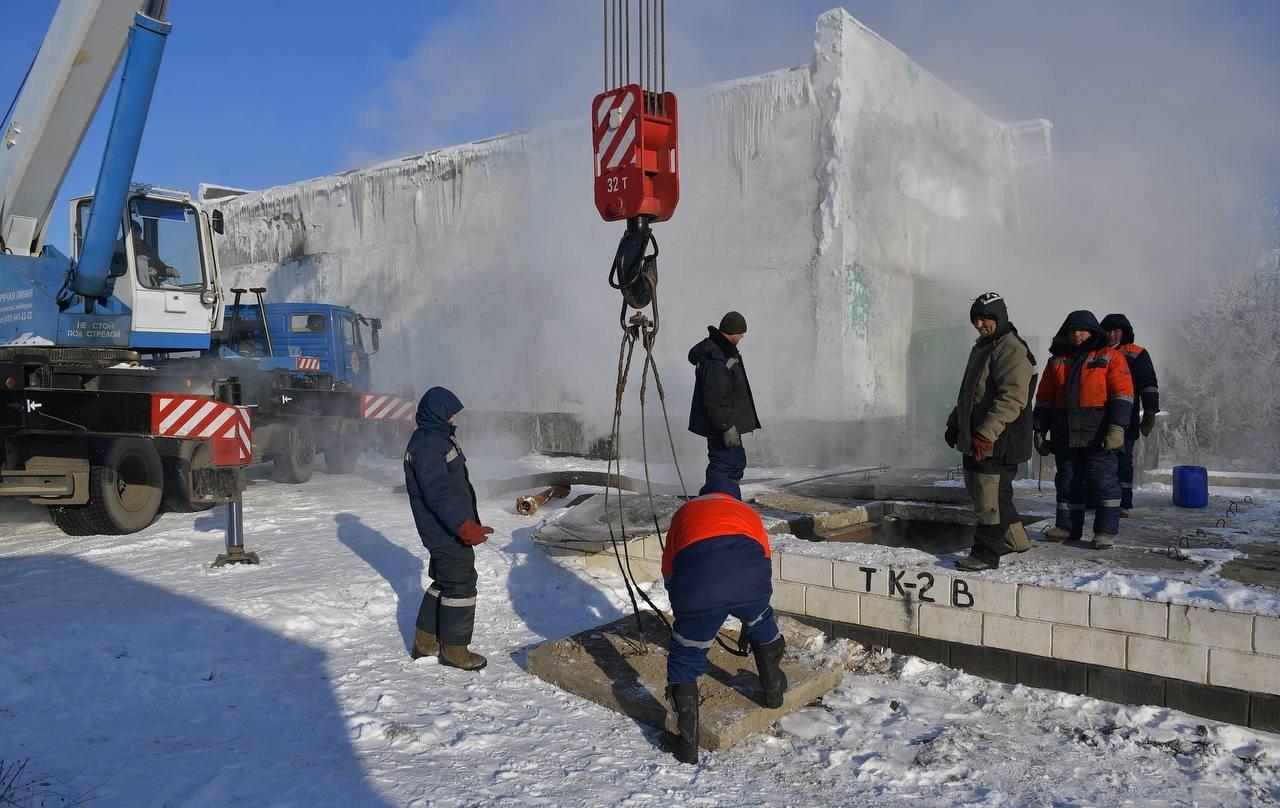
970, 434, 993, 462
944, 424, 959, 448
457, 518, 494, 546
1034, 431, 1051, 457
1103, 424, 1126, 452
722, 426, 742, 448
1140, 409, 1158, 437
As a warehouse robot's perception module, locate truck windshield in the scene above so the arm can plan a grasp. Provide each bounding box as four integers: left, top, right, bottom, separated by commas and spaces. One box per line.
129, 197, 204, 290
342, 316, 362, 349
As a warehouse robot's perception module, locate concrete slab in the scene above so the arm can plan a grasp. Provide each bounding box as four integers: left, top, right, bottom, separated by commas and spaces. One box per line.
525, 612, 847, 752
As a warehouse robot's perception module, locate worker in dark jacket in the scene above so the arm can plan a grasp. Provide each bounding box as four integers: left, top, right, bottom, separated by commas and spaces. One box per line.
1034, 312, 1134, 549
687, 312, 761, 484
404, 387, 493, 670
1100, 313, 1160, 515
660, 476, 786, 765
945, 292, 1037, 571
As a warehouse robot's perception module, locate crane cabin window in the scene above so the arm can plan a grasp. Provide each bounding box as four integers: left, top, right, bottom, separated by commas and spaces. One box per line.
74, 201, 126, 276
128, 197, 205, 290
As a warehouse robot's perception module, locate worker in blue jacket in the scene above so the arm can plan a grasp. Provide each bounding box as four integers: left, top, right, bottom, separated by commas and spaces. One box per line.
1100, 314, 1160, 515
403, 387, 493, 671
660, 476, 786, 764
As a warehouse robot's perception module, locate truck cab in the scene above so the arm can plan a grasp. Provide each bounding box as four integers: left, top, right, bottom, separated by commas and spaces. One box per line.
68, 185, 225, 351
218, 302, 380, 391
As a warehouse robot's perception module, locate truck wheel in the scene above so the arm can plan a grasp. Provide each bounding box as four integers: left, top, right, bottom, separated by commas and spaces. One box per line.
49, 438, 164, 536
324, 422, 360, 474
162, 441, 215, 513
380, 421, 407, 458
271, 427, 315, 484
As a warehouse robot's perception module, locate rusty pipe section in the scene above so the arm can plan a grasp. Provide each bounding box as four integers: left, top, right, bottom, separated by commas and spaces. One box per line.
516, 485, 571, 516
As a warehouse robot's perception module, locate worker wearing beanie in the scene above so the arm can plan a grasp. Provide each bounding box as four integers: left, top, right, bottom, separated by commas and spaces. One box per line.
687, 311, 761, 484
945, 292, 1038, 571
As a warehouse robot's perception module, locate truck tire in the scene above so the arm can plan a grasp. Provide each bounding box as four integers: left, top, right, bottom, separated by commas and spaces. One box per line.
49, 438, 164, 536
324, 422, 360, 474
380, 421, 406, 458
162, 441, 215, 513
271, 426, 315, 484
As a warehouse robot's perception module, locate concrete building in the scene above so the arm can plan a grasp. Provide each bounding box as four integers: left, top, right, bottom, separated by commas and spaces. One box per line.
207, 9, 1048, 465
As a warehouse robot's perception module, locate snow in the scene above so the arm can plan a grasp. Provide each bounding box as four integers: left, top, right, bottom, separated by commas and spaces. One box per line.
2, 453, 1278, 805
1, 332, 53, 345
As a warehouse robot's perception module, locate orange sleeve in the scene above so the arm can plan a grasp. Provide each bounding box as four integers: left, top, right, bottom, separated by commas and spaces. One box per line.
1107, 350, 1134, 399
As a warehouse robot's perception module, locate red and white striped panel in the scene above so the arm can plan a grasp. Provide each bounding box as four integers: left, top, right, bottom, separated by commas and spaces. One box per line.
592, 87, 639, 174
295, 356, 321, 372
360, 393, 415, 422
150, 395, 253, 466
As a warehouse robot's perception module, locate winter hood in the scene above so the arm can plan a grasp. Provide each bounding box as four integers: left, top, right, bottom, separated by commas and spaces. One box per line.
1051, 310, 1106, 355
416, 386, 463, 432
1100, 313, 1135, 345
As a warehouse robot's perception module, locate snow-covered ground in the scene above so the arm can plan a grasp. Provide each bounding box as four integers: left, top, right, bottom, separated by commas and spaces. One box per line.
2, 453, 1278, 806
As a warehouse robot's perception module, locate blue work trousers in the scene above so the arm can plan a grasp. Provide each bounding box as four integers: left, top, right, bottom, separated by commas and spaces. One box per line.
668, 601, 779, 685
1055, 448, 1121, 537
1118, 440, 1136, 510
705, 435, 747, 483
415, 536, 478, 645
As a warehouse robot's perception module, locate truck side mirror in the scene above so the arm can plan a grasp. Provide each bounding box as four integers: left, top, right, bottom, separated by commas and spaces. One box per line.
369, 319, 381, 354
211, 209, 225, 235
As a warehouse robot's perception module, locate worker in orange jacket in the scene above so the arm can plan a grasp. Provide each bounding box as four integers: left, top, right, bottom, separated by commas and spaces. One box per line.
660, 476, 786, 765
1033, 311, 1134, 548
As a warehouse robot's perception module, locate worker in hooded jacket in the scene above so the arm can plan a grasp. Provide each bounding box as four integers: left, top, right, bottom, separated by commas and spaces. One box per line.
660, 476, 786, 765
1034, 311, 1135, 549
945, 292, 1038, 571
1100, 313, 1160, 515
688, 311, 761, 484
403, 387, 493, 671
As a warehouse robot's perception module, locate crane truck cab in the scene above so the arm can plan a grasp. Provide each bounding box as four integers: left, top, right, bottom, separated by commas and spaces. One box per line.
66, 184, 225, 352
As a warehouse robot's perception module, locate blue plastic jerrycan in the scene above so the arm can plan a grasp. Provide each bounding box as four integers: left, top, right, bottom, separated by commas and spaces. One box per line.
1172, 465, 1209, 508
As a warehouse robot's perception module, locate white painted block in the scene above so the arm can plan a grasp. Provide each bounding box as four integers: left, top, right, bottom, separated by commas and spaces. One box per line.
771, 580, 806, 615
806, 587, 860, 623
643, 536, 664, 563
1254, 615, 1280, 657
956, 576, 1018, 616
919, 603, 983, 645
780, 553, 834, 588
859, 595, 918, 634
833, 559, 883, 594
1018, 586, 1089, 627
1053, 624, 1126, 669
1089, 595, 1167, 638
983, 614, 1051, 657
771, 553, 780, 580
1127, 636, 1208, 683
1167, 605, 1252, 652
1209, 648, 1280, 696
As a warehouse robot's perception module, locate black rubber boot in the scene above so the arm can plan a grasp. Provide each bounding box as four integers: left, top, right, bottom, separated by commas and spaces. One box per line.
663, 682, 700, 765
751, 636, 788, 708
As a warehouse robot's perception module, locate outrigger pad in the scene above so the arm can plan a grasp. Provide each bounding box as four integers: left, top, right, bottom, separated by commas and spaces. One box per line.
525, 612, 847, 752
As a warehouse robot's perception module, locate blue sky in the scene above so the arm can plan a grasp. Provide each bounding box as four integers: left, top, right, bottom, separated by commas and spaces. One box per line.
4, 1, 1279, 251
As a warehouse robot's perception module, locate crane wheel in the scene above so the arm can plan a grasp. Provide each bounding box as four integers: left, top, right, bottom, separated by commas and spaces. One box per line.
49, 438, 164, 536
271, 426, 315, 484
324, 422, 360, 474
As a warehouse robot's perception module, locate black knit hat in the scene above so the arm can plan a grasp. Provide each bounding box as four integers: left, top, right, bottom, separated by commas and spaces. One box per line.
969, 292, 1008, 331
719, 311, 747, 335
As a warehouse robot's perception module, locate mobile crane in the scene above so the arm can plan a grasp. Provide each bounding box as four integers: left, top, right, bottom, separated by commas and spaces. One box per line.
0, 0, 250, 536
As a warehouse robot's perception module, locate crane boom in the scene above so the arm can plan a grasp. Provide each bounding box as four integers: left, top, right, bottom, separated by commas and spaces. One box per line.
0, 0, 147, 257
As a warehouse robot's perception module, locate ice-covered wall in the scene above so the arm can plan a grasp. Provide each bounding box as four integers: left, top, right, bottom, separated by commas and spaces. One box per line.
209, 9, 1016, 461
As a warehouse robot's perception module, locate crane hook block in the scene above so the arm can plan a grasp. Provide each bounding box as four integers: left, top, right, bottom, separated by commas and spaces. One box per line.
592, 85, 679, 223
